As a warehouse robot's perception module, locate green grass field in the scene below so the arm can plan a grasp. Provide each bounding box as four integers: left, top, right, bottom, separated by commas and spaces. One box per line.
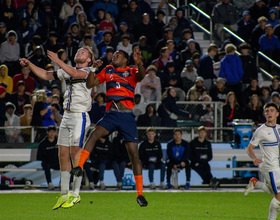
0, 191, 272, 220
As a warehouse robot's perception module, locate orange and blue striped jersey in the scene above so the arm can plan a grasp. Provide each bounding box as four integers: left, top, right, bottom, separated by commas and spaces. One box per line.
96, 65, 140, 110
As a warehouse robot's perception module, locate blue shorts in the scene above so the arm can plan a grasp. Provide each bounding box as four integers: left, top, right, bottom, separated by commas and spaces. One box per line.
96, 111, 138, 143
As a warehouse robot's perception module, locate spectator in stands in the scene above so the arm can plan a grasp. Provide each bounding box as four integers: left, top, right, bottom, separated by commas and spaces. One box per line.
174, 7, 193, 45
51, 103, 62, 126
232, 0, 255, 14
211, 0, 239, 46
19, 0, 40, 31
43, 31, 61, 56
79, 34, 99, 59
87, 24, 98, 44
166, 40, 180, 66
99, 12, 117, 36
0, 0, 18, 30
180, 59, 198, 92
89, 0, 119, 23
0, 30, 21, 76
13, 65, 34, 95
37, 126, 59, 190
139, 127, 166, 189
137, 104, 161, 127
248, 0, 270, 23
59, 0, 83, 24
19, 104, 32, 142
260, 86, 271, 105
90, 137, 119, 190
153, 47, 171, 72
92, 8, 105, 31
190, 126, 219, 188
132, 13, 156, 48
242, 78, 262, 107
186, 76, 208, 101
166, 128, 191, 189
17, 18, 34, 48
209, 77, 229, 102
239, 43, 258, 86
77, 11, 91, 39
271, 91, 280, 107
180, 39, 199, 70
158, 87, 190, 127
259, 24, 280, 64
9, 80, 30, 116
5, 102, 23, 143
160, 61, 182, 92
35, 14, 57, 44
177, 29, 191, 52
114, 22, 135, 45
153, 10, 166, 42
244, 94, 265, 125
95, 46, 114, 74
133, 94, 146, 121
251, 16, 267, 52
120, 0, 142, 32
140, 65, 161, 102
117, 34, 133, 56
0, 22, 7, 45
237, 11, 256, 43
64, 5, 83, 29
223, 91, 242, 127
267, 9, 279, 27
270, 76, 280, 94
219, 44, 244, 103
192, 52, 201, 69
67, 23, 81, 47
0, 64, 13, 94
197, 44, 218, 90
0, 86, 7, 143
154, 28, 174, 59
88, 92, 106, 125
97, 30, 115, 58
197, 94, 214, 130
62, 35, 78, 66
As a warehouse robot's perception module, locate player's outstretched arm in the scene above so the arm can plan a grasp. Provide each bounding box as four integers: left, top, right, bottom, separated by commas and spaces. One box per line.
133, 51, 146, 81
47, 50, 88, 79
19, 58, 54, 80
86, 60, 103, 89
247, 143, 263, 166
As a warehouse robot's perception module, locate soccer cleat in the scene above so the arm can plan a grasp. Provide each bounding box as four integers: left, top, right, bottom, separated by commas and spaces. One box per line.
185, 182, 190, 189
136, 195, 148, 207
53, 192, 71, 210
244, 177, 258, 196
70, 166, 83, 177
167, 182, 173, 189
61, 194, 81, 209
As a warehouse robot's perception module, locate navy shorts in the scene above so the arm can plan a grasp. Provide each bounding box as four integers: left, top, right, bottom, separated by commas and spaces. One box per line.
96, 111, 138, 143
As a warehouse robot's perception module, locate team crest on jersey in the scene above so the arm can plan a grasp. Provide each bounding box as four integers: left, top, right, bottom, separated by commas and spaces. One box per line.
123, 71, 129, 77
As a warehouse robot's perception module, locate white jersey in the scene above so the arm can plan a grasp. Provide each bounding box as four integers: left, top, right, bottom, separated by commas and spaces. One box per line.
57, 67, 92, 112
250, 124, 280, 172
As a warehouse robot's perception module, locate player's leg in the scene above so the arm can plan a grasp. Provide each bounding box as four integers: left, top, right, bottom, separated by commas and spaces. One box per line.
269, 193, 280, 220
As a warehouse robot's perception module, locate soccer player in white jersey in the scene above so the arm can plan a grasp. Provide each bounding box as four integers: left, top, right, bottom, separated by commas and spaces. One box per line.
245, 102, 280, 220
20, 46, 100, 210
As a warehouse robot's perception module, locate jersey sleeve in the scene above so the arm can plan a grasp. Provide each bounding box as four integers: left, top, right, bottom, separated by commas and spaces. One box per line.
56, 69, 67, 80
250, 128, 262, 147
95, 67, 106, 84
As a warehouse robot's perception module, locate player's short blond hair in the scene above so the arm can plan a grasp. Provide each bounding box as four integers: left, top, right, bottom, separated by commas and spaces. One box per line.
82, 46, 95, 65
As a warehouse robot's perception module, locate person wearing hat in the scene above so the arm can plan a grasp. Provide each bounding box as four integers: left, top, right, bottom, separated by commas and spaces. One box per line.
190, 126, 219, 189
209, 77, 229, 102
9, 80, 30, 116
114, 21, 135, 44
270, 76, 280, 94
237, 11, 256, 43
162, 60, 182, 91
120, 0, 142, 31
186, 76, 208, 101
0, 22, 7, 45
180, 39, 199, 68
4, 102, 23, 143
180, 59, 198, 92
248, 0, 270, 23
0, 64, 13, 94
0, 30, 21, 76
197, 44, 218, 90
271, 91, 280, 107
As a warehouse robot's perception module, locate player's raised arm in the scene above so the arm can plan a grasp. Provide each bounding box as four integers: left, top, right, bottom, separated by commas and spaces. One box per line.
133, 51, 146, 81
86, 60, 103, 89
19, 58, 54, 80
246, 143, 263, 166
47, 50, 88, 79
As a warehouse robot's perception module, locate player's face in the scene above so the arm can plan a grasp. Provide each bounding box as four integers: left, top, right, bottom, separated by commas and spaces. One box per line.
264, 106, 279, 122
146, 131, 156, 142
112, 51, 126, 67
74, 48, 91, 64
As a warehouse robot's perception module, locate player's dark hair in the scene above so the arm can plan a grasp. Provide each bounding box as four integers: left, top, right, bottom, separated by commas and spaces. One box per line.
264, 102, 279, 112
118, 50, 129, 65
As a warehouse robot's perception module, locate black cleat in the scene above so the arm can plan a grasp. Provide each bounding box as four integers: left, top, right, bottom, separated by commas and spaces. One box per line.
137, 195, 148, 207
71, 166, 83, 176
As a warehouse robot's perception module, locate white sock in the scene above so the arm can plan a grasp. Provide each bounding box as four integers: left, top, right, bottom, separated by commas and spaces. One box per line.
73, 175, 82, 197
268, 197, 280, 220
255, 181, 274, 195
61, 171, 71, 195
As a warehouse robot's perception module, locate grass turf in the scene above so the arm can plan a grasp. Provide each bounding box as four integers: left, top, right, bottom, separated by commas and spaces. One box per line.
0, 191, 272, 220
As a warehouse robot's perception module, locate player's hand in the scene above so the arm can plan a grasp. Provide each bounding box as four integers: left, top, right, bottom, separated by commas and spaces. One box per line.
133, 50, 142, 65
19, 58, 30, 66
47, 50, 59, 63
253, 157, 263, 166
92, 60, 103, 68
